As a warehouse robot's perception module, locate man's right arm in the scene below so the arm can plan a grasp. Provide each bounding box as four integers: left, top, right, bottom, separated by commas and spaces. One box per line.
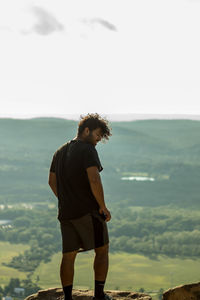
86, 166, 111, 222
48, 172, 58, 197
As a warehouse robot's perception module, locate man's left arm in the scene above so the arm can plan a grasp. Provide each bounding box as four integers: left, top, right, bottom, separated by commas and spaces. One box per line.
87, 166, 111, 222
48, 172, 58, 197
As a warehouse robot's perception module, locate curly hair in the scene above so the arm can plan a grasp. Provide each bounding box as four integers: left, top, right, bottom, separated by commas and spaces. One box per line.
77, 113, 112, 142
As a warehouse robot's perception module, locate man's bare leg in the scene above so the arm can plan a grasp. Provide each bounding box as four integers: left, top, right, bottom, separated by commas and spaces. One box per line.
93, 244, 109, 299
94, 244, 109, 281
60, 250, 78, 300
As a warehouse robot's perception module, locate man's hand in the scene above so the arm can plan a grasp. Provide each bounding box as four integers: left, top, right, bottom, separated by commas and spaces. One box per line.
99, 206, 111, 222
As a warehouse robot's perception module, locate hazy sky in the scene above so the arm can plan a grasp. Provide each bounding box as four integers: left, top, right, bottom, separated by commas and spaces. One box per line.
0, 0, 200, 118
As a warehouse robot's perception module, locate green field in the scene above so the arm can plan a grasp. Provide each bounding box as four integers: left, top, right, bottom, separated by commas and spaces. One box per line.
32, 250, 200, 292
0, 241, 29, 287
1, 242, 200, 299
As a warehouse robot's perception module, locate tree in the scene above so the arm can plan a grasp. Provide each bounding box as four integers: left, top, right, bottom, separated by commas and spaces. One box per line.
3, 278, 20, 295
158, 288, 164, 300
21, 279, 41, 297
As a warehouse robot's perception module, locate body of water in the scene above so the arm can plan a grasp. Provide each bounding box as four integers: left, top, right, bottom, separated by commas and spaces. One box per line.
121, 176, 155, 181
0, 220, 11, 225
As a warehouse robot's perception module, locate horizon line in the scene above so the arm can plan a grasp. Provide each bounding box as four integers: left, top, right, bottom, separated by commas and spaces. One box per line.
0, 113, 200, 121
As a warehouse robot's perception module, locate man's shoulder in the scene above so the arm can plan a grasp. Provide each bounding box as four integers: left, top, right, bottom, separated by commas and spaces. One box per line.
72, 140, 96, 152
53, 141, 71, 156
82, 143, 98, 156
53, 140, 97, 157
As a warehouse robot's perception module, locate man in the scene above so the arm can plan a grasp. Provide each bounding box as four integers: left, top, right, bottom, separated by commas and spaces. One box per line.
48, 113, 112, 300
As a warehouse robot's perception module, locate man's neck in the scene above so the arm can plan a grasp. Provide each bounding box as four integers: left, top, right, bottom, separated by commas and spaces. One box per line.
73, 136, 84, 141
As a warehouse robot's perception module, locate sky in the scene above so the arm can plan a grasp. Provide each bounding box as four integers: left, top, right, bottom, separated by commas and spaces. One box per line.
0, 0, 200, 119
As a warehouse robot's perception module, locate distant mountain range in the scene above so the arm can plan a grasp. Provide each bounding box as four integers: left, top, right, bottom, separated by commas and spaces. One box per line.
0, 113, 200, 121
0, 117, 200, 207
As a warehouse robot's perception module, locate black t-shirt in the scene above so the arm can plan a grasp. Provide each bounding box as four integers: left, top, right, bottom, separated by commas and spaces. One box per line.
50, 139, 103, 221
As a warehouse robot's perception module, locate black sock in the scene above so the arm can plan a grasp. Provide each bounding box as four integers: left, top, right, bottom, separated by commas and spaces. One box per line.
63, 285, 73, 300
95, 280, 105, 298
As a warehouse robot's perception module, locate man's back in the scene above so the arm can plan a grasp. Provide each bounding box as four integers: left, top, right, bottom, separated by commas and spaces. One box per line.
50, 139, 102, 221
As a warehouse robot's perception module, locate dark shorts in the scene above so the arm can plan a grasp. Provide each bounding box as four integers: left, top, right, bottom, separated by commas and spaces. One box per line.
60, 210, 109, 253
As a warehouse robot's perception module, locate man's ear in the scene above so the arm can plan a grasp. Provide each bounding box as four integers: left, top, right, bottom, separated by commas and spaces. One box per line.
84, 127, 90, 135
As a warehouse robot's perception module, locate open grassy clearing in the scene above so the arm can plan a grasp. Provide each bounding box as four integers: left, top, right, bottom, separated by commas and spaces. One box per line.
0, 241, 29, 287
1, 241, 200, 300
32, 251, 200, 292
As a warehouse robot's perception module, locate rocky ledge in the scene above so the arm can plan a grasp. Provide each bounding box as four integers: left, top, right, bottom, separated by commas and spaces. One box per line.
24, 288, 152, 300
24, 282, 200, 300
163, 282, 200, 299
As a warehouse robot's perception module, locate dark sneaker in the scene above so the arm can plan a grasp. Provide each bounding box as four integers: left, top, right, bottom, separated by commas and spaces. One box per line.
93, 293, 112, 300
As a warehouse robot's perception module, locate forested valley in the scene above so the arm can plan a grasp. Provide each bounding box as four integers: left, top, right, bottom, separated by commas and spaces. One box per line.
0, 118, 200, 276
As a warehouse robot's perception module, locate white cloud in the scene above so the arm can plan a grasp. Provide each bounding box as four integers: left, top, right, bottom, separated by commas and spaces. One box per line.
26, 6, 65, 35
81, 18, 117, 32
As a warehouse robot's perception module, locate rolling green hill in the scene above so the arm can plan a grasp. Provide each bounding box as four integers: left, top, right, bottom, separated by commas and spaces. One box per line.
0, 118, 200, 208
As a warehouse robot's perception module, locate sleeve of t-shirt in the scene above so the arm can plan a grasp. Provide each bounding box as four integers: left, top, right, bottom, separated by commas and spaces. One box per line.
83, 144, 103, 172
50, 152, 57, 173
